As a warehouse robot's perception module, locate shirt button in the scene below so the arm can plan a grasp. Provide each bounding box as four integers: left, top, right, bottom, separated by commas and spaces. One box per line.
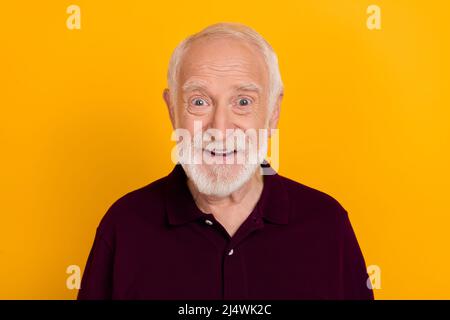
228, 249, 234, 256
205, 219, 213, 226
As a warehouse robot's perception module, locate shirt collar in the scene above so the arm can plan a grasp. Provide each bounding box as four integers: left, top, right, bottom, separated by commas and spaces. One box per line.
165, 162, 291, 226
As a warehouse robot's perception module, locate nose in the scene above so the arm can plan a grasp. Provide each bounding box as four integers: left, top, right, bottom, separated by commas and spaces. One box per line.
208, 101, 234, 140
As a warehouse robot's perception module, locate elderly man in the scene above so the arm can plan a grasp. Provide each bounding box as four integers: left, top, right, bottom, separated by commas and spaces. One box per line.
78, 22, 373, 300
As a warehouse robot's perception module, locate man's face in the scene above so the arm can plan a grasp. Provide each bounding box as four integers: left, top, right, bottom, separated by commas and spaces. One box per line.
165, 36, 277, 196
176, 36, 270, 137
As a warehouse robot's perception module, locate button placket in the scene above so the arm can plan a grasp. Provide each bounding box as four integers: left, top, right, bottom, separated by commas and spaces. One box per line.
223, 244, 247, 299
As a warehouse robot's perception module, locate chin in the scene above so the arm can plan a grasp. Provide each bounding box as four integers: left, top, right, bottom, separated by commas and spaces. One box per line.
204, 163, 242, 179
183, 162, 260, 197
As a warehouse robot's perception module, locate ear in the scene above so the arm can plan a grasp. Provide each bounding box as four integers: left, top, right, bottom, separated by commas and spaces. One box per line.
163, 88, 176, 129
268, 91, 283, 137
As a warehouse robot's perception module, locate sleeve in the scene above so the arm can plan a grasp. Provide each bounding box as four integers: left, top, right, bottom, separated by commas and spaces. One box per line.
77, 230, 114, 300
339, 210, 374, 300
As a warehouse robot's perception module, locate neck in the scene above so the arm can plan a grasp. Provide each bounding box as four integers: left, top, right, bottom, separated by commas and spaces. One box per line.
187, 168, 264, 236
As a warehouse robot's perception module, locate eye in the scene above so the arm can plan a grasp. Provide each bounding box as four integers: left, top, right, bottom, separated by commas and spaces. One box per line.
190, 97, 209, 107
237, 97, 252, 107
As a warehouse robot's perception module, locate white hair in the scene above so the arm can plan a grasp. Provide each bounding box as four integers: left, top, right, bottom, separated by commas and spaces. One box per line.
167, 22, 284, 113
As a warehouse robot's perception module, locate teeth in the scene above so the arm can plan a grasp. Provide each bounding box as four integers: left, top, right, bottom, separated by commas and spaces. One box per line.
215, 150, 230, 155
205, 149, 235, 156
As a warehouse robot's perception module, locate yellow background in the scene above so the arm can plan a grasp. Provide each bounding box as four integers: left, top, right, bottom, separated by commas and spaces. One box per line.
1, 0, 449, 299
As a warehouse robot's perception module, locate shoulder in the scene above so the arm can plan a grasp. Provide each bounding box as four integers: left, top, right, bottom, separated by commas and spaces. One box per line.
275, 173, 349, 225
95, 175, 169, 236
275, 173, 359, 252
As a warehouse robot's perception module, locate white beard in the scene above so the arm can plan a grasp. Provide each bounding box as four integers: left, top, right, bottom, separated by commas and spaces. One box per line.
179, 130, 268, 197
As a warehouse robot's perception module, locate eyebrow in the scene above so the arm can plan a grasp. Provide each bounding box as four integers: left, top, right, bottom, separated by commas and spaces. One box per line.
181, 80, 209, 93
233, 82, 262, 93
181, 80, 262, 94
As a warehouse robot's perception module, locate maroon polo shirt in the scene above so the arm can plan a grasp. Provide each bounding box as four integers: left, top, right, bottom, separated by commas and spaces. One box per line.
77, 163, 374, 300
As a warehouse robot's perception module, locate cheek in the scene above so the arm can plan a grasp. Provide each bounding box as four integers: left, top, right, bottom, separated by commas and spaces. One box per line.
234, 113, 268, 132
174, 109, 198, 131
176, 117, 210, 136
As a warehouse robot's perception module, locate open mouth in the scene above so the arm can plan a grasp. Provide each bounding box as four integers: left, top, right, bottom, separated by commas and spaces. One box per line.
204, 149, 237, 157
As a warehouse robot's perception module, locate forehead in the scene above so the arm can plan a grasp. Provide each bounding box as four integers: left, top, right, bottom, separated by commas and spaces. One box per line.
179, 36, 269, 89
